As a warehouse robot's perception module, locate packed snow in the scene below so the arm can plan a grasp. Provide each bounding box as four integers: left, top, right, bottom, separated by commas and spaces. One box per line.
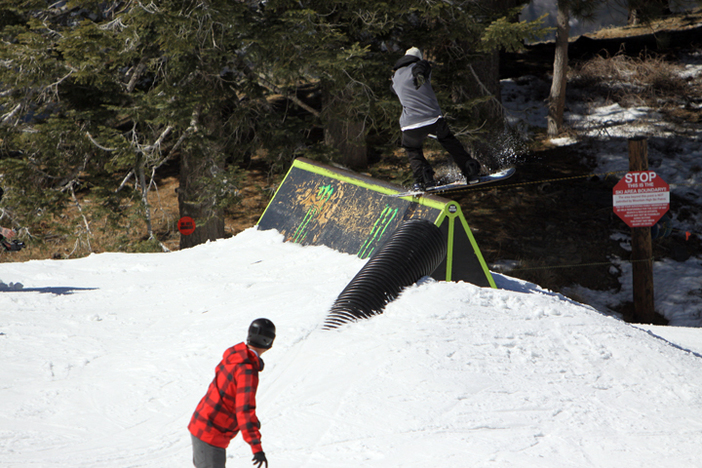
2, 228, 702, 467
3, 15, 702, 467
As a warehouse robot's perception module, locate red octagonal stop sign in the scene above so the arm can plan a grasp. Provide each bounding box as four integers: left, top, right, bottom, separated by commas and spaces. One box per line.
178, 216, 196, 236
613, 171, 669, 228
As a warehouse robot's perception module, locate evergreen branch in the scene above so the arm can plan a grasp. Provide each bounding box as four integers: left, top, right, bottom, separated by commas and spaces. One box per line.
42, 70, 74, 100
59, 152, 92, 193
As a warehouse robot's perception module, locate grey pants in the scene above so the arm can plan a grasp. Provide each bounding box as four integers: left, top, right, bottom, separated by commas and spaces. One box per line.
191, 434, 227, 468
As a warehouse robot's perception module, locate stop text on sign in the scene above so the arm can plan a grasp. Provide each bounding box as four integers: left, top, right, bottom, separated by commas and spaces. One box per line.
623, 171, 660, 185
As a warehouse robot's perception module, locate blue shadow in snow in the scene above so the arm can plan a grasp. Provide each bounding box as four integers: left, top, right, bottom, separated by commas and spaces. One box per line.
0, 282, 98, 296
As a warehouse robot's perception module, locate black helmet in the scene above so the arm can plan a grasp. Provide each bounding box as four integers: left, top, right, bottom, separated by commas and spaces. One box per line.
247, 318, 276, 349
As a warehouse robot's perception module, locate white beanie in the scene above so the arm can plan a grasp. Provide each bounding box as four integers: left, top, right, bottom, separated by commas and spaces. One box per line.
405, 47, 423, 60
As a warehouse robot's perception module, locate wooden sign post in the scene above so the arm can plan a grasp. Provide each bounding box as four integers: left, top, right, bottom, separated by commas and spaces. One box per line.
627, 137, 655, 323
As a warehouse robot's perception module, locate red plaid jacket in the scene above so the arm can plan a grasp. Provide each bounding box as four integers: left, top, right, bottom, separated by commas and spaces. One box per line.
188, 342, 264, 453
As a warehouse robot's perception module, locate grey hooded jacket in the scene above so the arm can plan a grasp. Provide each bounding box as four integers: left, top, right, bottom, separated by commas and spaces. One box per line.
391, 55, 442, 130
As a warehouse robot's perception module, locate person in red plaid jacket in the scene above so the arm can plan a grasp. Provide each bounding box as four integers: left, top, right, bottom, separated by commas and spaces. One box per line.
189, 318, 276, 468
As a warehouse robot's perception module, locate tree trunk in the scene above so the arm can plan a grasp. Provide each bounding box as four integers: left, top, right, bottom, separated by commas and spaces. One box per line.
324, 117, 367, 170
178, 150, 226, 249
547, 1, 569, 137
628, 137, 655, 323
136, 156, 155, 240
628, 7, 639, 25
464, 49, 504, 131
322, 83, 367, 170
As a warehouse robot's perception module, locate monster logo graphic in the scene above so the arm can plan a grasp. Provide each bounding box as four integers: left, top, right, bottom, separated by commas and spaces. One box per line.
357, 205, 398, 259
257, 158, 495, 288
291, 184, 335, 243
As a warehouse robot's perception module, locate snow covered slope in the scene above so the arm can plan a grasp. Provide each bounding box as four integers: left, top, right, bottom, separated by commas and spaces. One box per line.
1, 228, 702, 467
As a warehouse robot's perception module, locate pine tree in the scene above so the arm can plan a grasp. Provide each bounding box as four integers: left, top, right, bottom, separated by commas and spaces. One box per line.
0, 0, 548, 253
0, 1, 272, 251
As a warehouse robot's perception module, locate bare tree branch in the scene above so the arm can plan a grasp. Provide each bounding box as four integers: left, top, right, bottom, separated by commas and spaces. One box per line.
1, 104, 22, 125
256, 75, 321, 117
86, 132, 117, 152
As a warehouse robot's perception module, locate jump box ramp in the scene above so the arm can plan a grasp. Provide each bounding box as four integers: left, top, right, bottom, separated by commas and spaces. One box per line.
256, 157, 495, 288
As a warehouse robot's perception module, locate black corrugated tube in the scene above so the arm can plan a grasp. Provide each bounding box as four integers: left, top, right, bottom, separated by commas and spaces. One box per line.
323, 219, 447, 329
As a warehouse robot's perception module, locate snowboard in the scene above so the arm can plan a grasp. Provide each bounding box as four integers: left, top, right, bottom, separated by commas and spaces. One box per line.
392, 167, 516, 197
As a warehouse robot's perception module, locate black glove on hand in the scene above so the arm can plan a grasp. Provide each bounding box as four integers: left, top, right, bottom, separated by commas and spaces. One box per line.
412, 60, 431, 89
1, 238, 24, 252
7, 240, 25, 252
252, 451, 268, 468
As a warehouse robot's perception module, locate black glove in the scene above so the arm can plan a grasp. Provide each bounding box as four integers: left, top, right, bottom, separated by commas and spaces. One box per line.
7, 240, 25, 252
412, 60, 432, 89
1, 238, 24, 252
252, 451, 268, 468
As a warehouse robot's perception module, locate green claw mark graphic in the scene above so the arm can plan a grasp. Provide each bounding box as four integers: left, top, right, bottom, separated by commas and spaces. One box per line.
357, 205, 398, 259
292, 185, 334, 243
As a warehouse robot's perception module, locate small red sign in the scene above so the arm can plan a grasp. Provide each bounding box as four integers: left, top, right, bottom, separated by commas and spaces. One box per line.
613, 171, 669, 228
178, 216, 196, 236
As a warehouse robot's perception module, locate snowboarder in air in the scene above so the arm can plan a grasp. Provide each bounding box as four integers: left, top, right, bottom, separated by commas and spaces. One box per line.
391, 47, 482, 191
189, 318, 276, 468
